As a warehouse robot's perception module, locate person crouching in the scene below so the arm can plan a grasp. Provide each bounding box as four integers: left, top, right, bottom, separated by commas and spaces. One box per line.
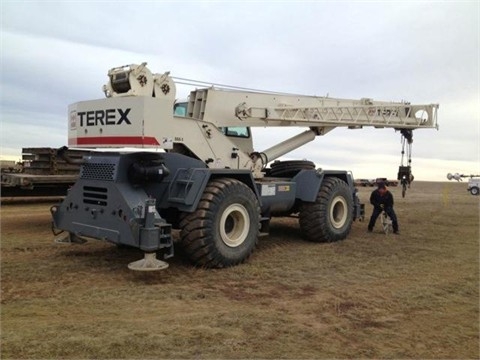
368, 182, 399, 234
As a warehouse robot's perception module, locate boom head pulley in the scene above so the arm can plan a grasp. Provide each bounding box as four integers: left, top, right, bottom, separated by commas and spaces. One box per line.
102, 62, 176, 99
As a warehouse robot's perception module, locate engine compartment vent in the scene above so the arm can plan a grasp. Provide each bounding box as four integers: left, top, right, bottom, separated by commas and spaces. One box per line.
80, 163, 116, 181
83, 186, 108, 206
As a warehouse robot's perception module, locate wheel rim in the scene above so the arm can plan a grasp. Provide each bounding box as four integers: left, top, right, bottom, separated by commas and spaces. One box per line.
219, 204, 250, 247
330, 196, 348, 229
472, 188, 479, 195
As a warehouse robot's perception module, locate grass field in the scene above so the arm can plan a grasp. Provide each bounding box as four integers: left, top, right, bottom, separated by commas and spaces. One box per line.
1, 181, 479, 359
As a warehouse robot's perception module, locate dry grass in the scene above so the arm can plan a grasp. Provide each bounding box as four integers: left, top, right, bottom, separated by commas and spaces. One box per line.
1, 181, 479, 359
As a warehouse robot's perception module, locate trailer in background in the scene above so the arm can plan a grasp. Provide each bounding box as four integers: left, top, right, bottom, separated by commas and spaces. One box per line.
1, 148, 90, 197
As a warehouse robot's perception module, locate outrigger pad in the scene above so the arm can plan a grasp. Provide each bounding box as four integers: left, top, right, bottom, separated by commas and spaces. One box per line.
128, 252, 169, 271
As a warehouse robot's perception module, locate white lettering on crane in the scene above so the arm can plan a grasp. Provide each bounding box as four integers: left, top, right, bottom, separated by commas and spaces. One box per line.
77, 108, 132, 127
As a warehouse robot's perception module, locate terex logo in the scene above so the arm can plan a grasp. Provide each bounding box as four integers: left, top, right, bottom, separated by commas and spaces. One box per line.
77, 108, 132, 127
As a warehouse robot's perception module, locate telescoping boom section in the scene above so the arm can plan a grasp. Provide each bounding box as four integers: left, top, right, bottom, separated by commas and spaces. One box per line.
53, 62, 439, 271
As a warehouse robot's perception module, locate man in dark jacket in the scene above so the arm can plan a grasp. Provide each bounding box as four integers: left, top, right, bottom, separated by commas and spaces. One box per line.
368, 182, 399, 234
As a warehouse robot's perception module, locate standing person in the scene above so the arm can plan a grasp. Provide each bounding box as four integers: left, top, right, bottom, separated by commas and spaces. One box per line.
368, 182, 399, 234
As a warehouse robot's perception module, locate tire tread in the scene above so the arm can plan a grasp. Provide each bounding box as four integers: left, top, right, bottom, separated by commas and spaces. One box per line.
299, 177, 353, 243
179, 178, 260, 267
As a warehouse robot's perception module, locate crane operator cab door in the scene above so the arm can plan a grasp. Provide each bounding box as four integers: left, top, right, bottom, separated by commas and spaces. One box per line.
218, 126, 253, 155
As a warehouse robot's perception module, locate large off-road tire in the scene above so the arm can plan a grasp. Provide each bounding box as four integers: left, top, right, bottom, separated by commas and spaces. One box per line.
470, 187, 479, 196
299, 177, 353, 242
179, 178, 260, 268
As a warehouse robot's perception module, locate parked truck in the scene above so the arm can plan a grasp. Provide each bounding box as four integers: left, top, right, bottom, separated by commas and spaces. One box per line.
51, 63, 439, 271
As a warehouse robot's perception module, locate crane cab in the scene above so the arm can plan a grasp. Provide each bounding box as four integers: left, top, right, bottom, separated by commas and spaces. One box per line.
175, 100, 253, 156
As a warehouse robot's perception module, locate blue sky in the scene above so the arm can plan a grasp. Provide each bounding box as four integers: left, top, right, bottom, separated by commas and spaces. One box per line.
1, 1, 478, 180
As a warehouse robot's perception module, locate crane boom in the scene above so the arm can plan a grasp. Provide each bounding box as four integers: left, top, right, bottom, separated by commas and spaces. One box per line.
68, 63, 439, 178
236, 102, 438, 129
186, 88, 438, 130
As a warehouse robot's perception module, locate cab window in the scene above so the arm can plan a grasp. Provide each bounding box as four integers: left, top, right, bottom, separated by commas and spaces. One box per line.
174, 102, 188, 117
219, 126, 250, 138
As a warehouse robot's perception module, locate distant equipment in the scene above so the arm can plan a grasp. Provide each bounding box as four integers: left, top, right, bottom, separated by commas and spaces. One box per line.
354, 178, 399, 187
447, 173, 480, 195
1, 148, 90, 197
375, 178, 398, 187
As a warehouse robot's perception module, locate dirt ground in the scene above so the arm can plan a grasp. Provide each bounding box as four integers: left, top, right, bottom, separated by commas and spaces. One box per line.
1, 181, 479, 359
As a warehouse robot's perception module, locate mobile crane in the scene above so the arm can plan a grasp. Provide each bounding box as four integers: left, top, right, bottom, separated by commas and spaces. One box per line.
51, 62, 439, 271
447, 173, 480, 195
